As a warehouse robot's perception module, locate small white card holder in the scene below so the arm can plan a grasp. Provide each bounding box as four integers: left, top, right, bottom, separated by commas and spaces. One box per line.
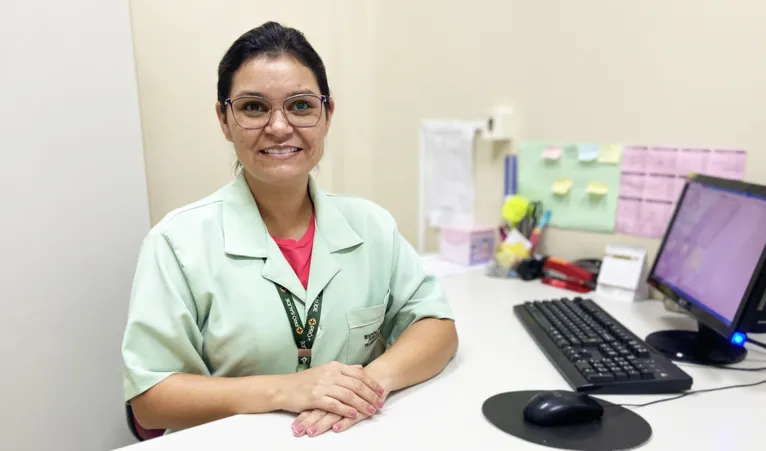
596, 244, 649, 302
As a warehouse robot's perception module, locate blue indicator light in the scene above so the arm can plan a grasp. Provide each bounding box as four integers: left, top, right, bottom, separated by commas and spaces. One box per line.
731, 332, 747, 346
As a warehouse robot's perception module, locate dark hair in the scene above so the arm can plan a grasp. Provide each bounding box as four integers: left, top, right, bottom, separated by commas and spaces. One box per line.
217, 21, 331, 113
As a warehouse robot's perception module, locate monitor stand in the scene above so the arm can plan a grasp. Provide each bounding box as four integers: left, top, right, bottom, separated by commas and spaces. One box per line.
752, 319, 766, 334
645, 322, 747, 366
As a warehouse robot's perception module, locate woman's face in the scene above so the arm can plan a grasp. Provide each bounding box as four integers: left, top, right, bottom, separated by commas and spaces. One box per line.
217, 55, 333, 186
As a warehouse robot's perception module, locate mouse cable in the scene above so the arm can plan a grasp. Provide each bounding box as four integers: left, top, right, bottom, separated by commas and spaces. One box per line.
615, 377, 766, 409
747, 336, 766, 350
711, 364, 766, 372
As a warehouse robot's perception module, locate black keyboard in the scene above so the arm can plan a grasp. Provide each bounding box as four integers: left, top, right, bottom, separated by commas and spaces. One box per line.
514, 297, 693, 394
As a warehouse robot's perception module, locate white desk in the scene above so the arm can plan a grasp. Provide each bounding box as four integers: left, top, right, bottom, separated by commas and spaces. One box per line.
114, 271, 766, 451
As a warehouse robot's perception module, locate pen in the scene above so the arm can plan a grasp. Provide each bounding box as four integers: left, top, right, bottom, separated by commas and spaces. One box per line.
529, 210, 551, 252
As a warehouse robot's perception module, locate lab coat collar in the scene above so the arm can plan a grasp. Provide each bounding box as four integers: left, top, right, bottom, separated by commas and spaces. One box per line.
220, 173, 363, 259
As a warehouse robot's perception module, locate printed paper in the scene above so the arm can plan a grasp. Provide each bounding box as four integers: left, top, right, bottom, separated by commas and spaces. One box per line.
619, 173, 645, 198
642, 174, 676, 202
705, 149, 747, 180
420, 120, 478, 227
676, 148, 710, 177
645, 147, 677, 175
616, 198, 641, 236
615, 144, 747, 238
621, 146, 647, 172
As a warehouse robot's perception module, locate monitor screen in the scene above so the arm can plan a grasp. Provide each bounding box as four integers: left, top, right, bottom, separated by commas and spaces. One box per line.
653, 180, 766, 325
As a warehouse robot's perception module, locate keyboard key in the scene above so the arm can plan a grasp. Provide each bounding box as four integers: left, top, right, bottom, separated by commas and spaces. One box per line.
627, 370, 641, 380
587, 373, 615, 383
634, 348, 651, 358
641, 370, 656, 380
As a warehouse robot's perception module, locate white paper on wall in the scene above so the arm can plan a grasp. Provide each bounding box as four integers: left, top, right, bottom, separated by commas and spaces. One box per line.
419, 120, 479, 228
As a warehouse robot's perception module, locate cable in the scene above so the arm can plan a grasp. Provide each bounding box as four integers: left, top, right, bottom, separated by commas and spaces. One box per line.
615, 378, 766, 409
747, 336, 766, 351
712, 364, 766, 372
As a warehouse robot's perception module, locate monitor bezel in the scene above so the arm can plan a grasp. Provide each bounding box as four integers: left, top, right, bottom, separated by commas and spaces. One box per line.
647, 173, 766, 339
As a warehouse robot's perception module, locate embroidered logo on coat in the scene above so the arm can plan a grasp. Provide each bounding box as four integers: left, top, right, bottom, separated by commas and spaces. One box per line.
364, 327, 381, 348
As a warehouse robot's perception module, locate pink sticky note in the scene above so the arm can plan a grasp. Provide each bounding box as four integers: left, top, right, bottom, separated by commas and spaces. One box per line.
676, 148, 710, 177
703, 149, 747, 180
642, 174, 676, 202
616, 197, 641, 235
619, 173, 645, 198
621, 146, 647, 172
646, 147, 678, 175
542, 146, 562, 160
639, 200, 674, 238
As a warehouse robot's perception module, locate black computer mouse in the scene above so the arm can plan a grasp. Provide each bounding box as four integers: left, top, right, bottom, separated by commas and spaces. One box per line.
523, 390, 604, 426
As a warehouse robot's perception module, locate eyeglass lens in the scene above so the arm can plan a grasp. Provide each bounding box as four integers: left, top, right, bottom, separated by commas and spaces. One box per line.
230, 95, 324, 129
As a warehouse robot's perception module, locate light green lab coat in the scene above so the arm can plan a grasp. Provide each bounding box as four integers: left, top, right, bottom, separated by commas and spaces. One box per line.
122, 174, 454, 403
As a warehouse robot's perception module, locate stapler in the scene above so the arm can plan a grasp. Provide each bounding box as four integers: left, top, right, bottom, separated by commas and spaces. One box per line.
541, 257, 596, 293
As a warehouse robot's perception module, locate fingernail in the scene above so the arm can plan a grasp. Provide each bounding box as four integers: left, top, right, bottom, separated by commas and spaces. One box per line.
377, 386, 385, 394
293, 426, 305, 436
292, 419, 300, 427
377, 399, 384, 408
350, 409, 358, 418
368, 405, 376, 414
333, 424, 342, 432
307, 427, 317, 436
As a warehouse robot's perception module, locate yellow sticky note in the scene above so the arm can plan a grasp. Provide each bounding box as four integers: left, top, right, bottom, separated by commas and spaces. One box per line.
551, 178, 573, 195
587, 181, 609, 196
598, 144, 622, 164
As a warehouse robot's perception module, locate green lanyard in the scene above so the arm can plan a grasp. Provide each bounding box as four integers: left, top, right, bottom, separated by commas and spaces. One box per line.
274, 284, 323, 372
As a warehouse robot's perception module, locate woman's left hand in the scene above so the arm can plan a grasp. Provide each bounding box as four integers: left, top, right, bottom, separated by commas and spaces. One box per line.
292, 390, 387, 437
291, 365, 391, 437
291, 409, 344, 437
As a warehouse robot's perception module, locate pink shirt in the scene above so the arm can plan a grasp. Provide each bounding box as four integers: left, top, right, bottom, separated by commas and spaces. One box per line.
272, 216, 315, 289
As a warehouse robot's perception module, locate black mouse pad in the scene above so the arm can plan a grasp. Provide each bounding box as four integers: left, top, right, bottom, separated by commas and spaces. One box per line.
482, 390, 652, 451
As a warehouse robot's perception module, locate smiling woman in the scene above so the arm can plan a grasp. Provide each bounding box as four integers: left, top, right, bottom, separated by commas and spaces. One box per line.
121, 21, 458, 440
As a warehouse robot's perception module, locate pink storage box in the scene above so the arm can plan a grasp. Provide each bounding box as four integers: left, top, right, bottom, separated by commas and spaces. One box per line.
439, 225, 496, 266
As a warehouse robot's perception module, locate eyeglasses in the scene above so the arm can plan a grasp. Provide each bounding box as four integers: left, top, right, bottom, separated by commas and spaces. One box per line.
225, 94, 329, 130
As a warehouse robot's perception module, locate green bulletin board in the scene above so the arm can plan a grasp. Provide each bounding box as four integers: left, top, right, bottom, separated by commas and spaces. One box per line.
517, 141, 621, 233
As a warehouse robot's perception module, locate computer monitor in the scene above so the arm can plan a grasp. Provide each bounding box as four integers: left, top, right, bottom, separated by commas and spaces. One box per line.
646, 173, 766, 366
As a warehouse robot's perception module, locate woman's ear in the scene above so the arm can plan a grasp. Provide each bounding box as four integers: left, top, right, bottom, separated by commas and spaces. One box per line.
325, 97, 335, 127
216, 102, 233, 143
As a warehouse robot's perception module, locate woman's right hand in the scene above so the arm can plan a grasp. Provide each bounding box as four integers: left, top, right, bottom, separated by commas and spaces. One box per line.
280, 361, 385, 419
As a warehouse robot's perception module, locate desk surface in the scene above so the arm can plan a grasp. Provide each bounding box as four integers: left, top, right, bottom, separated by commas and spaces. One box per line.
115, 271, 766, 451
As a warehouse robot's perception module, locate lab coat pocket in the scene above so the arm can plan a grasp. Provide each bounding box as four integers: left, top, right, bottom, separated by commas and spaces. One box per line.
345, 296, 387, 366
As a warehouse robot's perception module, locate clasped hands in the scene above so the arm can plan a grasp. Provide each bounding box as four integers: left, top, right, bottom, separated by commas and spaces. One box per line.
285, 361, 389, 437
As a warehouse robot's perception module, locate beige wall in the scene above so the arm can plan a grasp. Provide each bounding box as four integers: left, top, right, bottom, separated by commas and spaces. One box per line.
130, 0, 766, 265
